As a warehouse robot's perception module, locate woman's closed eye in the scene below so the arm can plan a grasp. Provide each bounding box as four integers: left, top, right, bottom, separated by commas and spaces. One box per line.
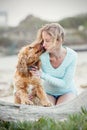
44, 39, 51, 43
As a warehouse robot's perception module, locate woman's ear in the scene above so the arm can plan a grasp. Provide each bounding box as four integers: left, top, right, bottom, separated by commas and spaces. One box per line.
57, 37, 63, 45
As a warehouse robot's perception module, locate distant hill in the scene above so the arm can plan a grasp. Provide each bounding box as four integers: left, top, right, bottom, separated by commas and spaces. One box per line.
17, 15, 48, 39
19, 14, 49, 30
18, 13, 87, 29
59, 13, 87, 29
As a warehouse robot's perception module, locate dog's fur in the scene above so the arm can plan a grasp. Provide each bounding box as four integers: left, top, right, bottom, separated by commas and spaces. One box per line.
14, 42, 52, 106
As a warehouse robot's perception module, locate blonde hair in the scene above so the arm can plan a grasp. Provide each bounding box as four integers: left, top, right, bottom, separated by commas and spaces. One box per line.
36, 23, 65, 44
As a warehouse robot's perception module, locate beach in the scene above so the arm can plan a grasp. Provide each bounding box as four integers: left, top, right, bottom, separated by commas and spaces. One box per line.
0, 51, 87, 103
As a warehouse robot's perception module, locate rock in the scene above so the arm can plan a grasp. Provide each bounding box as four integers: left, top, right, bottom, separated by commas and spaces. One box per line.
0, 90, 87, 122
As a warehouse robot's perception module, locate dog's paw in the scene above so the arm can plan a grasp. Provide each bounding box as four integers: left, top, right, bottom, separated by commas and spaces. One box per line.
41, 100, 53, 107
26, 100, 34, 105
44, 102, 53, 107
21, 99, 34, 105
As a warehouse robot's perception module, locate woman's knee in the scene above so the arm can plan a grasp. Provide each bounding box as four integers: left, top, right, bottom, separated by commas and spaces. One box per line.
47, 94, 56, 105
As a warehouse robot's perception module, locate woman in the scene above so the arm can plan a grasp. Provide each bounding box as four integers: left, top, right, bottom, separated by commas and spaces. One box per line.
31, 23, 78, 105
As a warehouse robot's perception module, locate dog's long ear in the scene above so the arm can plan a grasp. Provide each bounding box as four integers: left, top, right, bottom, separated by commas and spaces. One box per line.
17, 53, 29, 76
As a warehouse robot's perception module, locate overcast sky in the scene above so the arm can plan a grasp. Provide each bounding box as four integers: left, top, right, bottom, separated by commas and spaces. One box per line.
0, 0, 87, 26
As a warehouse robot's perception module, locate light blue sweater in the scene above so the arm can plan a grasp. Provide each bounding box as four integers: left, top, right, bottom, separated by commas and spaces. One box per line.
40, 47, 78, 96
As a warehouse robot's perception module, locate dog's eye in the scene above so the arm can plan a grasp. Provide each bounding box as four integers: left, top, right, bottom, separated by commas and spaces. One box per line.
29, 47, 33, 49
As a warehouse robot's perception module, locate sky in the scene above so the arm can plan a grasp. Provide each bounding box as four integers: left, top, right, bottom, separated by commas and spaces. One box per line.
0, 0, 87, 27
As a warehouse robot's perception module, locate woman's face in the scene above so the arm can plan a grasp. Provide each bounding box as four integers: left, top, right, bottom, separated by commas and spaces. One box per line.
42, 31, 55, 52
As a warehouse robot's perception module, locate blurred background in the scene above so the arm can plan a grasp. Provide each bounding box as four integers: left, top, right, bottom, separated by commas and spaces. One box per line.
0, 0, 87, 102
0, 0, 87, 55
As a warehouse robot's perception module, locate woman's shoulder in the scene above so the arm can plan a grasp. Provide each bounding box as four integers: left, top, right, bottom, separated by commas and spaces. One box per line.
64, 47, 78, 65
66, 47, 78, 58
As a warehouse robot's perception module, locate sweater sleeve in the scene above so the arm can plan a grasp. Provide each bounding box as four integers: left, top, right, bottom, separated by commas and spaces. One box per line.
41, 55, 77, 89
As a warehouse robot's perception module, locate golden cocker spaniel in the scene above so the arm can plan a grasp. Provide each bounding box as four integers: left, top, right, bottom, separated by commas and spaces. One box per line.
13, 42, 52, 106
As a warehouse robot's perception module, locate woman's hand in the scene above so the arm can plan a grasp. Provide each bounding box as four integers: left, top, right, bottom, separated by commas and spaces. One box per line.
30, 66, 41, 78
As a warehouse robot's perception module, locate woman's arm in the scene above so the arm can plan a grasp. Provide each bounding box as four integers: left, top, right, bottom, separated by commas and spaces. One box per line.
41, 57, 77, 89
